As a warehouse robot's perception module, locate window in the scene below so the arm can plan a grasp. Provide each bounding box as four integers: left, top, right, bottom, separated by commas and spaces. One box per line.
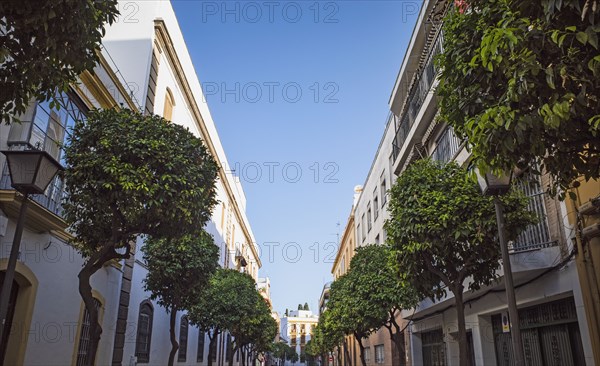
380, 174, 387, 207
364, 346, 371, 362
301, 324, 306, 334
226, 333, 233, 362
357, 224, 362, 245
76, 298, 102, 366
373, 188, 379, 220
211, 334, 218, 362
375, 344, 385, 364
361, 214, 366, 242
3, 92, 86, 217
421, 329, 445, 366
163, 87, 175, 121
177, 316, 189, 362
367, 203, 372, 232
135, 301, 154, 363
197, 331, 205, 362
375, 235, 380, 245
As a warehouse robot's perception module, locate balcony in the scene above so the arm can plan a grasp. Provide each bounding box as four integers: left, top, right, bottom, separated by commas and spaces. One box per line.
511, 175, 558, 253
1, 92, 86, 218
392, 31, 444, 163
431, 126, 462, 164
0, 167, 66, 217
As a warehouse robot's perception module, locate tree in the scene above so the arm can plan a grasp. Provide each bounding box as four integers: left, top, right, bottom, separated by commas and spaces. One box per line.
0, 1, 119, 123
326, 274, 379, 366
228, 293, 277, 366
271, 341, 298, 366
63, 109, 218, 364
303, 302, 309, 311
189, 269, 258, 366
385, 159, 535, 366
437, 0, 600, 196
143, 232, 219, 366
345, 245, 418, 365
298, 304, 303, 310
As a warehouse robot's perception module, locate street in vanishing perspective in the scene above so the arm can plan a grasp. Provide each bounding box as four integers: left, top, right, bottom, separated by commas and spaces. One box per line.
1, 1, 600, 365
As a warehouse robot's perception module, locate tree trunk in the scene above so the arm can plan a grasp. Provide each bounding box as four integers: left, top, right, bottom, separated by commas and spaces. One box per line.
453, 285, 469, 366
229, 344, 236, 366
354, 334, 366, 366
207, 331, 218, 366
78, 245, 116, 366
387, 313, 406, 366
168, 308, 179, 366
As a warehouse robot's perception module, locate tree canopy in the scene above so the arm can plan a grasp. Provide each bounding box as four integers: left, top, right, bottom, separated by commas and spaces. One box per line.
189, 268, 259, 365
385, 159, 535, 365
63, 108, 218, 365
344, 245, 418, 361
437, 0, 600, 196
0, 0, 119, 123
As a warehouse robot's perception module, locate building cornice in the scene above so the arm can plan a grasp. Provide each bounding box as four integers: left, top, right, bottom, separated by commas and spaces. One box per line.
153, 20, 261, 268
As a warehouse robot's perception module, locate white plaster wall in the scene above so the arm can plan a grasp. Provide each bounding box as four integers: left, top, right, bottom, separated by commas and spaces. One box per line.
408, 264, 593, 366
353, 118, 396, 249
0, 221, 121, 366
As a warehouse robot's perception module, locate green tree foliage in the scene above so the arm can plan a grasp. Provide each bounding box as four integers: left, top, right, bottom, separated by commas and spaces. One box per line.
189, 269, 258, 366
228, 294, 277, 366
345, 245, 418, 363
271, 341, 298, 366
303, 302, 309, 311
437, 0, 600, 196
385, 159, 535, 365
143, 232, 219, 366
63, 109, 218, 365
326, 273, 378, 366
0, 1, 119, 123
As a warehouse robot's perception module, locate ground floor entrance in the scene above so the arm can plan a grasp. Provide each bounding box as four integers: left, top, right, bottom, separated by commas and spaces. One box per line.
492, 297, 585, 366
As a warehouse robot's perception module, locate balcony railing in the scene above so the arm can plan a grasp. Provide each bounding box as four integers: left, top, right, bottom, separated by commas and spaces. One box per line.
0, 165, 66, 217
431, 126, 461, 164
392, 31, 444, 162
511, 175, 557, 252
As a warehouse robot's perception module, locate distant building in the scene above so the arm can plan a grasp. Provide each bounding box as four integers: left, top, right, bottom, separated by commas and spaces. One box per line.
280, 309, 319, 365
318, 282, 331, 316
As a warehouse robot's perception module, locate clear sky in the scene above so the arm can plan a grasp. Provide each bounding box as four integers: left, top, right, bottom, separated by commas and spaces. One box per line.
171, 0, 421, 315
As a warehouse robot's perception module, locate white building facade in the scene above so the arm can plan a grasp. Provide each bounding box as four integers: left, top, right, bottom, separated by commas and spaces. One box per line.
0, 1, 261, 365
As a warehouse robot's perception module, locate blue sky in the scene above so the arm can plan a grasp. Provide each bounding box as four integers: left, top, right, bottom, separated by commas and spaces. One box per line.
171, 0, 421, 315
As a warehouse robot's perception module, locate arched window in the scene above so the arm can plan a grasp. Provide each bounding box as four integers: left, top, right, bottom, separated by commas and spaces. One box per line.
0, 273, 19, 364
196, 331, 205, 362
135, 300, 154, 363
76, 298, 102, 366
163, 88, 175, 121
178, 315, 189, 362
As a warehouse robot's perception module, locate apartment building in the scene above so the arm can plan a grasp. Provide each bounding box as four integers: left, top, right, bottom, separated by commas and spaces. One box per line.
280, 309, 319, 366
386, 1, 594, 365
350, 113, 411, 366
0, 1, 261, 365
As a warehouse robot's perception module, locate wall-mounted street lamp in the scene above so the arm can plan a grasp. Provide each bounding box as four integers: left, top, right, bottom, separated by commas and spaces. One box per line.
0, 149, 63, 348
476, 168, 525, 366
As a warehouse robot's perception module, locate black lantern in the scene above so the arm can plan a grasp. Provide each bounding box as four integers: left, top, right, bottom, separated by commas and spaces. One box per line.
2, 149, 63, 195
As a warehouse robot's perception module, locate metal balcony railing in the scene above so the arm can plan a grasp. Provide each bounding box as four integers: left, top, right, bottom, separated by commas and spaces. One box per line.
1, 163, 66, 217
392, 31, 444, 162
431, 126, 462, 164
511, 175, 557, 252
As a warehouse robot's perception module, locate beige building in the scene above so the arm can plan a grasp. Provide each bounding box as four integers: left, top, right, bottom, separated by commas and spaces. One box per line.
280, 309, 319, 365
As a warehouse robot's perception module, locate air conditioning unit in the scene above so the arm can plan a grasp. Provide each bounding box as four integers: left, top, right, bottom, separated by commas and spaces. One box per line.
580, 196, 600, 216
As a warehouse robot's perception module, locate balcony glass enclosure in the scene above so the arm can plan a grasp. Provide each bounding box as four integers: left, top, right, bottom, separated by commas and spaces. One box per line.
1, 92, 86, 216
